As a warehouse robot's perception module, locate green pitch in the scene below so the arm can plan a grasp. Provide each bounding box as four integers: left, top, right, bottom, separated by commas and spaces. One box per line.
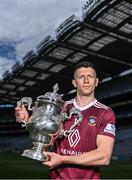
0, 152, 132, 179
0, 152, 49, 179
101, 159, 132, 179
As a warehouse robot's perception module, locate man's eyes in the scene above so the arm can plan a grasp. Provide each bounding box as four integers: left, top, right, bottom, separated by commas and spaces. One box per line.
88, 75, 94, 78
78, 75, 94, 78
79, 76, 83, 79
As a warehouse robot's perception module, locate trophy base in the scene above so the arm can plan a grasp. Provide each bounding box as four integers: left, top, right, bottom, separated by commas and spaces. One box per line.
22, 142, 48, 161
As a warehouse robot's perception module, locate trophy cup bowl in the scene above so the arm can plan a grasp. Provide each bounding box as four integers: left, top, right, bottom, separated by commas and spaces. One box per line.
18, 84, 65, 161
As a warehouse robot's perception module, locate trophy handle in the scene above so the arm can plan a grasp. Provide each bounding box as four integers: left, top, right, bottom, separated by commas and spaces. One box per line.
16, 97, 33, 127
17, 97, 33, 111
60, 107, 83, 137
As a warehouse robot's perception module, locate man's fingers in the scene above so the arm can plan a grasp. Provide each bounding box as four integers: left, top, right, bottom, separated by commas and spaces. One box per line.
46, 155, 51, 161
21, 104, 27, 111
43, 151, 53, 162
15, 107, 22, 111
43, 151, 54, 157
15, 105, 29, 122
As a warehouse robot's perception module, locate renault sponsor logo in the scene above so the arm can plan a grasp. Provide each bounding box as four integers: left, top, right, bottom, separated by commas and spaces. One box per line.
68, 129, 80, 148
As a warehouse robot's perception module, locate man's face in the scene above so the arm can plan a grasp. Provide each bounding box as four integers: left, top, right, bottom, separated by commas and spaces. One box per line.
72, 67, 99, 97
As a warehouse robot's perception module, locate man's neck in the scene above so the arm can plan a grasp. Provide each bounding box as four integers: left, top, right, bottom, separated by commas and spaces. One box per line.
75, 95, 95, 108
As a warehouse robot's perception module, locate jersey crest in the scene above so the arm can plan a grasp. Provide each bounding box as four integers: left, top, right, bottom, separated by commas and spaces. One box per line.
88, 116, 97, 126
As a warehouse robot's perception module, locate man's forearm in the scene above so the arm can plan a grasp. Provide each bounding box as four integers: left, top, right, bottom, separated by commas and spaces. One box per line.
62, 149, 110, 166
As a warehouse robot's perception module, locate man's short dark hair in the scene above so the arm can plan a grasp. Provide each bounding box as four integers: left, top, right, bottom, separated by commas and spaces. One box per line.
74, 61, 96, 74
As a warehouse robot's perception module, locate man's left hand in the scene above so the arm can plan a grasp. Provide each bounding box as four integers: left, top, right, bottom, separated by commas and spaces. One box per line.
42, 151, 64, 169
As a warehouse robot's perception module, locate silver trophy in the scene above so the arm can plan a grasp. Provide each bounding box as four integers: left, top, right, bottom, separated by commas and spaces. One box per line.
17, 84, 83, 161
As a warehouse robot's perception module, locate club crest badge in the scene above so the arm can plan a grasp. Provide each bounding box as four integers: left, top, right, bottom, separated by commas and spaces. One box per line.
88, 116, 97, 126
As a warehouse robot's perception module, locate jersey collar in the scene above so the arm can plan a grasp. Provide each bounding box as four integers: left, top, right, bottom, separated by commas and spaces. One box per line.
73, 98, 97, 111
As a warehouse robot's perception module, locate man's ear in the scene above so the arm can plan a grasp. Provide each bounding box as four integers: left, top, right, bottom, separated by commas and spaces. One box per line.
72, 79, 77, 88
95, 78, 99, 87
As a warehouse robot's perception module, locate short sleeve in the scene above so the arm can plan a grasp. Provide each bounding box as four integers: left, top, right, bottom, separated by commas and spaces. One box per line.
97, 108, 116, 138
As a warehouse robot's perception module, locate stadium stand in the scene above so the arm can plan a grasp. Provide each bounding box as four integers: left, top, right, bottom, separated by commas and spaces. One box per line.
113, 127, 132, 159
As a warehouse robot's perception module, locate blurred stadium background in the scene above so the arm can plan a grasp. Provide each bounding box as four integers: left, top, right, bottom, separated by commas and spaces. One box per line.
0, 0, 132, 179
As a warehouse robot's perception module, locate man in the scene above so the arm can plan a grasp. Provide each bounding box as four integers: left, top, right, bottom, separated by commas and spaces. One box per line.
15, 61, 116, 179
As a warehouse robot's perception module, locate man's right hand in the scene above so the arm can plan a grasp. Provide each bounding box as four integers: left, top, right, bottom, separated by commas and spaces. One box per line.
15, 104, 30, 122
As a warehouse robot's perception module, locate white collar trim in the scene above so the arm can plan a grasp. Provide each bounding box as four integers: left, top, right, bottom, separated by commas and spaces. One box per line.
73, 98, 97, 111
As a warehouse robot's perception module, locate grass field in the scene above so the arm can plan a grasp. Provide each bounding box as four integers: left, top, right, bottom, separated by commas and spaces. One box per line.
101, 159, 132, 179
0, 152, 132, 179
0, 152, 49, 179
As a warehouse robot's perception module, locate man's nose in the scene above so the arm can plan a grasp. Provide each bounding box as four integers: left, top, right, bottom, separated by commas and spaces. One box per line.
84, 77, 89, 83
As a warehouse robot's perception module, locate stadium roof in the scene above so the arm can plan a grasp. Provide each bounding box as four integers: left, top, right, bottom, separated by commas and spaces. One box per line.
0, 0, 132, 107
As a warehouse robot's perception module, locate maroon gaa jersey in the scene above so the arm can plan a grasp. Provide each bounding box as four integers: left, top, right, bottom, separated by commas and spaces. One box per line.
49, 99, 116, 180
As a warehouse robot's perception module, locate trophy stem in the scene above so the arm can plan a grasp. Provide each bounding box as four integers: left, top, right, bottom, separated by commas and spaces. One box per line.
22, 142, 47, 161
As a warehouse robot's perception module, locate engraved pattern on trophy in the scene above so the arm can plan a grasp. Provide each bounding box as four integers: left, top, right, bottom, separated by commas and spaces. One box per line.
16, 83, 83, 161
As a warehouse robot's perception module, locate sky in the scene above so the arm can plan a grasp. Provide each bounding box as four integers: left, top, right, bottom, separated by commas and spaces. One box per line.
0, 0, 87, 79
